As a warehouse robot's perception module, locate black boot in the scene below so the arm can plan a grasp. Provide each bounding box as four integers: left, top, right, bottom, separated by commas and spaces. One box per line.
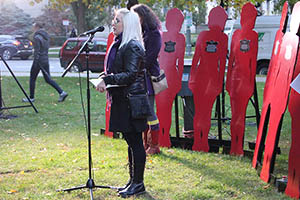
119, 163, 146, 198
117, 163, 133, 192
117, 148, 133, 192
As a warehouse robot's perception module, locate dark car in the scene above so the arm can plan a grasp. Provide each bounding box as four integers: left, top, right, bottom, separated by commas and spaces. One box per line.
59, 37, 107, 73
0, 35, 33, 60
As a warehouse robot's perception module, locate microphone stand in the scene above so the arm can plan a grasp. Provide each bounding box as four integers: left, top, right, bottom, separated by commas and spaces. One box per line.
59, 33, 114, 199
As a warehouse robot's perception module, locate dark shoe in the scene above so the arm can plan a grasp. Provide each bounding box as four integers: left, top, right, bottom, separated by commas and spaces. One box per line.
117, 179, 132, 192
118, 182, 145, 198
22, 97, 35, 103
58, 91, 68, 102
119, 162, 146, 198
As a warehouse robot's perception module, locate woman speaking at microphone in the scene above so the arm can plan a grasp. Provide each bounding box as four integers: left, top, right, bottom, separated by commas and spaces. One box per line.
96, 8, 147, 198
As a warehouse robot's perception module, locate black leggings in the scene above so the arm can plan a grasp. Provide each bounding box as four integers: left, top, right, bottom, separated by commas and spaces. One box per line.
29, 61, 63, 98
123, 132, 146, 166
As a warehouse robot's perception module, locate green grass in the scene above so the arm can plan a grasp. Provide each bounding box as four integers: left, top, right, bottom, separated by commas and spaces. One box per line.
48, 48, 60, 58
48, 48, 60, 52
0, 77, 292, 199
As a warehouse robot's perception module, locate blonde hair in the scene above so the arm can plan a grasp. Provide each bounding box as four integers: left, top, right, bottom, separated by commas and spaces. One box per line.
116, 8, 144, 49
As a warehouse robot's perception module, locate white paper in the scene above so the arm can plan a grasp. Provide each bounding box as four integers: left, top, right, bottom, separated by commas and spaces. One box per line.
106, 84, 127, 89
290, 73, 300, 94
89, 78, 102, 87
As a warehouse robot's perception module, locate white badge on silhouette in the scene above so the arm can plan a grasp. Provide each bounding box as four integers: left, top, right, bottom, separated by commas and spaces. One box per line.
274, 40, 280, 55
284, 45, 292, 60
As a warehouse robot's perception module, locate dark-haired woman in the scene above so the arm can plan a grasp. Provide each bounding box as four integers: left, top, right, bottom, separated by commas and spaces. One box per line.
132, 4, 162, 155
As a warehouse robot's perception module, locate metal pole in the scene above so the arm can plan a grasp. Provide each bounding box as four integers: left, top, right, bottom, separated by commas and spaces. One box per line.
253, 82, 261, 129
175, 95, 180, 138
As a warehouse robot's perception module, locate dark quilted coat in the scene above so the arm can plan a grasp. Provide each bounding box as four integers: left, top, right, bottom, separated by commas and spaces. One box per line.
103, 39, 148, 133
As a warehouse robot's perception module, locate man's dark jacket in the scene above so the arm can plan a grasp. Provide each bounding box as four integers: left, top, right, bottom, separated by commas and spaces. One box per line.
33, 29, 49, 64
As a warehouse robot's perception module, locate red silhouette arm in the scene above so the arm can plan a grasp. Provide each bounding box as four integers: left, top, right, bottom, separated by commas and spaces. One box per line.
249, 32, 259, 87
226, 31, 238, 93
176, 34, 185, 81
217, 34, 228, 93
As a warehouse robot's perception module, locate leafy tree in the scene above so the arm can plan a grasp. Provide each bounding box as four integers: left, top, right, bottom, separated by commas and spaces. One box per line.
0, 2, 34, 36
31, 0, 292, 34
192, 2, 206, 28
85, 1, 112, 31
30, 0, 118, 33
35, 7, 74, 36
273, 0, 298, 13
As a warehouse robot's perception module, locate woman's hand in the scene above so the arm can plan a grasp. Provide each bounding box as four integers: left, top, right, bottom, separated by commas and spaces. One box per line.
96, 78, 106, 93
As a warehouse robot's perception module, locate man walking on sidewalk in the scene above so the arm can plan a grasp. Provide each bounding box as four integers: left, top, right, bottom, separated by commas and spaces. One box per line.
22, 22, 68, 103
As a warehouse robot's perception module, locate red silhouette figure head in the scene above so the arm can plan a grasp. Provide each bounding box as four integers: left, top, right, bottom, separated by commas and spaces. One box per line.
241, 2, 257, 30
279, 2, 289, 33
165, 8, 184, 33
208, 6, 227, 31
290, 2, 300, 34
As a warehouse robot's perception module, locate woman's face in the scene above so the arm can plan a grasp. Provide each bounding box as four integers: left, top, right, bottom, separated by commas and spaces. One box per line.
112, 13, 123, 36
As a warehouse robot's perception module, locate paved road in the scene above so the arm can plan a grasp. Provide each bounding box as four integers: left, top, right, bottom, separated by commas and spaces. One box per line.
0, 57, 266, 82
0, 57, 99, 78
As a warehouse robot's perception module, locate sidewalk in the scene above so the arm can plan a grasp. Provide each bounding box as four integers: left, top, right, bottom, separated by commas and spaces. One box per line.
0, 71, 100, 78
0, 57, 266, 81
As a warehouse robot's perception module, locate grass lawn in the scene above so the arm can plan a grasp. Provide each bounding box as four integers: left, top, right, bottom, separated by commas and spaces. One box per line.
0, 77, 293, 199
48, 48, 60, 58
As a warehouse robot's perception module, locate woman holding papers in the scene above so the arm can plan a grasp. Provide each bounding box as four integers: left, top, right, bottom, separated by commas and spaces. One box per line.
96, 8, 147, 198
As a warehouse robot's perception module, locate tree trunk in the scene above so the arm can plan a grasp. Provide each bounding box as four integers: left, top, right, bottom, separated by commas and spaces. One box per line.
71, 0, 87, 34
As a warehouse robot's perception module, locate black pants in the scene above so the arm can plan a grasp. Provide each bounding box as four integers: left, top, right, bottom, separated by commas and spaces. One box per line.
123, 132, 146, 166
29, 60, 63, 98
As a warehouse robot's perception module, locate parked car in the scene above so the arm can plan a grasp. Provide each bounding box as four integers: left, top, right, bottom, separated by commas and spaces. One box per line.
0, 35, 33, 60
59, 37, 107, 73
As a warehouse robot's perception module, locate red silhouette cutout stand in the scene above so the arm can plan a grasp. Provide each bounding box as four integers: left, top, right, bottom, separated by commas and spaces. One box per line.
285, 2, 300, 198
259, 3, 300, 183
226, 2, 258, 156
252, 2, 289, 169
188, 6, 228, 152
104, 32, 115, 137
156, 8, 185, 147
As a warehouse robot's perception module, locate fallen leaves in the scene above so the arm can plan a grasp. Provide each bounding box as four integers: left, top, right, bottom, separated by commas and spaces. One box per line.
7, 189, 17, 194
263, 184, 271, 189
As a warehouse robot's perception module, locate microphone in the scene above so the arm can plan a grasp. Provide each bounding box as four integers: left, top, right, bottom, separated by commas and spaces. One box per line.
80, 26, 105, 36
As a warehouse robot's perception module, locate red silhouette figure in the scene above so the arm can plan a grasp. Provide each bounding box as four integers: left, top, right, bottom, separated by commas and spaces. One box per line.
226, 3, 258, 156
156, 8, 185, 147
104, 32, 115, 137
188, 6, 228, 152
252, 1, 289, 169
286, 46, 300, 199
259, 2, 300, 183
285, 2, 300, 198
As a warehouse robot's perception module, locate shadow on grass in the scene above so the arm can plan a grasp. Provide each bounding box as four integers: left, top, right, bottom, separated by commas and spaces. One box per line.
157, 150, 262, 198
92, 191, 156, 200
